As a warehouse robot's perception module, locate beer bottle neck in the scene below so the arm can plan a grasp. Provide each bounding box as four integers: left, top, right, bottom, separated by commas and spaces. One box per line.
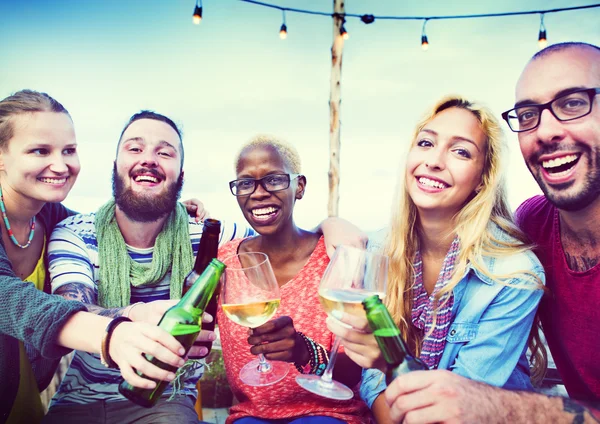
179, 261, 223, 320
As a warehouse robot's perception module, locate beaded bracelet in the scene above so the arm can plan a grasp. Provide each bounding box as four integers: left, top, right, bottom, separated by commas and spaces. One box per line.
100, 316, 132, 368
294, 332, 329, 376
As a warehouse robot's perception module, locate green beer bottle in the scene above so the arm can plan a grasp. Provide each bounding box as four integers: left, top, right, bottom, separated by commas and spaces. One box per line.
362, 294, 428, 385
119, 258, 226, 407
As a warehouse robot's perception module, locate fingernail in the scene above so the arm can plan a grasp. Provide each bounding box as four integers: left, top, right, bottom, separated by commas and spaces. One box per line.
179, 348, 186, 355
178, 359, 185, 367
167, 373, 176, 381
147, 381, 157, 389
331, 310, 343, 320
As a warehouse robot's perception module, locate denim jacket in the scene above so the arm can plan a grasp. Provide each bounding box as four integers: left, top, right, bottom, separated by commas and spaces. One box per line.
360, 225, 545, 408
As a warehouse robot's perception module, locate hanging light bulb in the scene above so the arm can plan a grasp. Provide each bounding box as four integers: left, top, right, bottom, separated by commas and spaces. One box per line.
340, 25, 349, 40
192, 0, 202, 25
538, 14, 547, 49
421, 19, 429, 51
279, 10, 287, 39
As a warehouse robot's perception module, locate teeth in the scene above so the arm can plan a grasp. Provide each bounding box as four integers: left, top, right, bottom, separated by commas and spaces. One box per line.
542, 154, 578, 169
135, 175, 159, 183
252, 207, 277, 217
39, 177, 67, 184
418, 177, 447, 189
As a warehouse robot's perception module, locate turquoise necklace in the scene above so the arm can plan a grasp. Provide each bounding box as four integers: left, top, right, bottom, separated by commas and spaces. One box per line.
0, 185, 36, 249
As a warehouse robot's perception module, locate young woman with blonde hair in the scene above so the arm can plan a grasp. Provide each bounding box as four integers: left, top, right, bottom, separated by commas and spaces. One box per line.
328, 95, 546, 422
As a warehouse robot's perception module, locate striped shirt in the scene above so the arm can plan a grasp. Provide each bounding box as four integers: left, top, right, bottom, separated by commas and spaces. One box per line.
47, 212, 253, 406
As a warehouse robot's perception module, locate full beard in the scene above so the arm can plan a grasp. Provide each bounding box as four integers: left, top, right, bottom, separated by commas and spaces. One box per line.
112, 164, 183, 222
528, 145, 600, 212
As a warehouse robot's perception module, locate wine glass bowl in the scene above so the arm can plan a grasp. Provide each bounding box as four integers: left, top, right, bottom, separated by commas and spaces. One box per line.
296, 245, 388, 400
220, 252, 289, 386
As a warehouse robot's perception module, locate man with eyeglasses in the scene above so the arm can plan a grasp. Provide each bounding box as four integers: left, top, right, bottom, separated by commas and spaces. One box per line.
382, 42, 600, 423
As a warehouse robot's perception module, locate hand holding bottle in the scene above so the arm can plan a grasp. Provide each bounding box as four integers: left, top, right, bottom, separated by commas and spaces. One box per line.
325, 311, 386, 371
109, 321, 187, 389
127, 299, 214, 327
127, 300, 216, 358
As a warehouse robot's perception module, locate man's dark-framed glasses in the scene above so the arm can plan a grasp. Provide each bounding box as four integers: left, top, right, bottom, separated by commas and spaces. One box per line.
229, 173, 301, 196
501, 87, 600, 133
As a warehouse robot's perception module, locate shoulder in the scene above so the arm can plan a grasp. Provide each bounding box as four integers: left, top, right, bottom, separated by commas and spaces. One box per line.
218, 237, 246, 258
54, 212, 96, 234
514, 195, 553, 229
37, 202, 77, 231
478, 224, 545, 287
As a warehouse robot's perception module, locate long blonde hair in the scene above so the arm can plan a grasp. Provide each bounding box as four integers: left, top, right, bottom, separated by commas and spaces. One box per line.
383, 95, 547, 384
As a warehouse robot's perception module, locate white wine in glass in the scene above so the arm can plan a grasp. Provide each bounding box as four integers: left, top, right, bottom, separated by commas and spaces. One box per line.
296, 245, 388, 400
221, 252, 289, 386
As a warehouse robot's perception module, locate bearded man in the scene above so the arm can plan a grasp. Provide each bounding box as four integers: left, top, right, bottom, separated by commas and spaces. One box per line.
44, 111, 253, 423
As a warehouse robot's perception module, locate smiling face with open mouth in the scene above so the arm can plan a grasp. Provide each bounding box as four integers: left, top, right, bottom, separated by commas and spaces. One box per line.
0, 111, 80, 205
114, 118, 183, 221
406, 107, 486, 218
235, 144, 305, 236
516, 46, 600, 212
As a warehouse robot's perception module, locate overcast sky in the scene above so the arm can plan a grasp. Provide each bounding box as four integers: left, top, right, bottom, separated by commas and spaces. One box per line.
1, 0, 599, 231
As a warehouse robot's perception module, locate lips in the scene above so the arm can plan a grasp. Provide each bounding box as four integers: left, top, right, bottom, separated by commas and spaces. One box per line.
416, 175, 450, 191
537, 152, 582, 185
248, 205, 281, 226
131, 168, 164, 184
37, 177, 69, 185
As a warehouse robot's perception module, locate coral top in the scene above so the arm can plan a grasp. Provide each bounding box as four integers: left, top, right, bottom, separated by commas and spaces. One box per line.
217, 237, 370, 423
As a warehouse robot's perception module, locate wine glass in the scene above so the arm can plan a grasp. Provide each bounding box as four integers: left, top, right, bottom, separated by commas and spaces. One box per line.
220, 252, 289, 386
296, 245, 388, 400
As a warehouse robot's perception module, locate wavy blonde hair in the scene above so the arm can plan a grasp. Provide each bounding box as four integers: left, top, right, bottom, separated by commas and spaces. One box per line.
383, 95, 547, 384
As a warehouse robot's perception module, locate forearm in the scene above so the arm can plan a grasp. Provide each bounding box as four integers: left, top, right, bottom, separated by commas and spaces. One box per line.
372, 393, 393, 424
503, 390, 600, 423
55, 311, 110, 353
468, 383, 599, 423
55, 282, 129, 318
84, 304, 129, 318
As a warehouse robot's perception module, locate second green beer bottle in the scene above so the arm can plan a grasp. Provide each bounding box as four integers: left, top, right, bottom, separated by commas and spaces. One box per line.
119, 258, 226, 407
362, 294, 428, 385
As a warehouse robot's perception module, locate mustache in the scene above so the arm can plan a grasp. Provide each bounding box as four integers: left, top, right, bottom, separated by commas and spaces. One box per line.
130, 167, 165, 180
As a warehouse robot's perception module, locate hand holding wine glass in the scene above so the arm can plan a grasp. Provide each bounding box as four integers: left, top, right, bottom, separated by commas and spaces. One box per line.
296, 245, 388, 400
221, 252, 289, 386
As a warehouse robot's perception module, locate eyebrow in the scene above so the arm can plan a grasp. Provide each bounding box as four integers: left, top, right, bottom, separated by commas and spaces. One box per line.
122, 137, 177, 151
514, 86, 589, 108
419, 128, 481, 151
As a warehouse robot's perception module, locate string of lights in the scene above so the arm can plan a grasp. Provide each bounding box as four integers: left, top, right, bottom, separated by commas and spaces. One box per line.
192, 1, 600, 50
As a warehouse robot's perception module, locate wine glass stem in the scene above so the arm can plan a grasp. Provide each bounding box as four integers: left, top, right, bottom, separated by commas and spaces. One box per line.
319, 336, 341, 384
257, 354, 272, 373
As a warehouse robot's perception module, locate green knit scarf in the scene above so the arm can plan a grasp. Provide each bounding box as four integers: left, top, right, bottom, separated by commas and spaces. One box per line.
95, 200, 194, 308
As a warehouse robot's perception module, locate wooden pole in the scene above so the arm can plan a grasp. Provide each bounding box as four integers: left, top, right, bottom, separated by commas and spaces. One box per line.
328, 0, 345, 217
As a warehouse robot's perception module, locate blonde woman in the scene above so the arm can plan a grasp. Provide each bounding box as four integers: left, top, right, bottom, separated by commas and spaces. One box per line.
327, 95, 546, 423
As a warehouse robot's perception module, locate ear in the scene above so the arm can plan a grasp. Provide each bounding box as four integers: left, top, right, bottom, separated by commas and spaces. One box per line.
0, 151, 4, 172
295, 175, 306, 200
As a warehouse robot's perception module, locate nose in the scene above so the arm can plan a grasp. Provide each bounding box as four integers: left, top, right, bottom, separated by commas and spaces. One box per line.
250, 180, 271, 199
535, 108, 566, 145
48, 153, 69, 174
424, 147, 445, 171
140, 150, 159, 167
